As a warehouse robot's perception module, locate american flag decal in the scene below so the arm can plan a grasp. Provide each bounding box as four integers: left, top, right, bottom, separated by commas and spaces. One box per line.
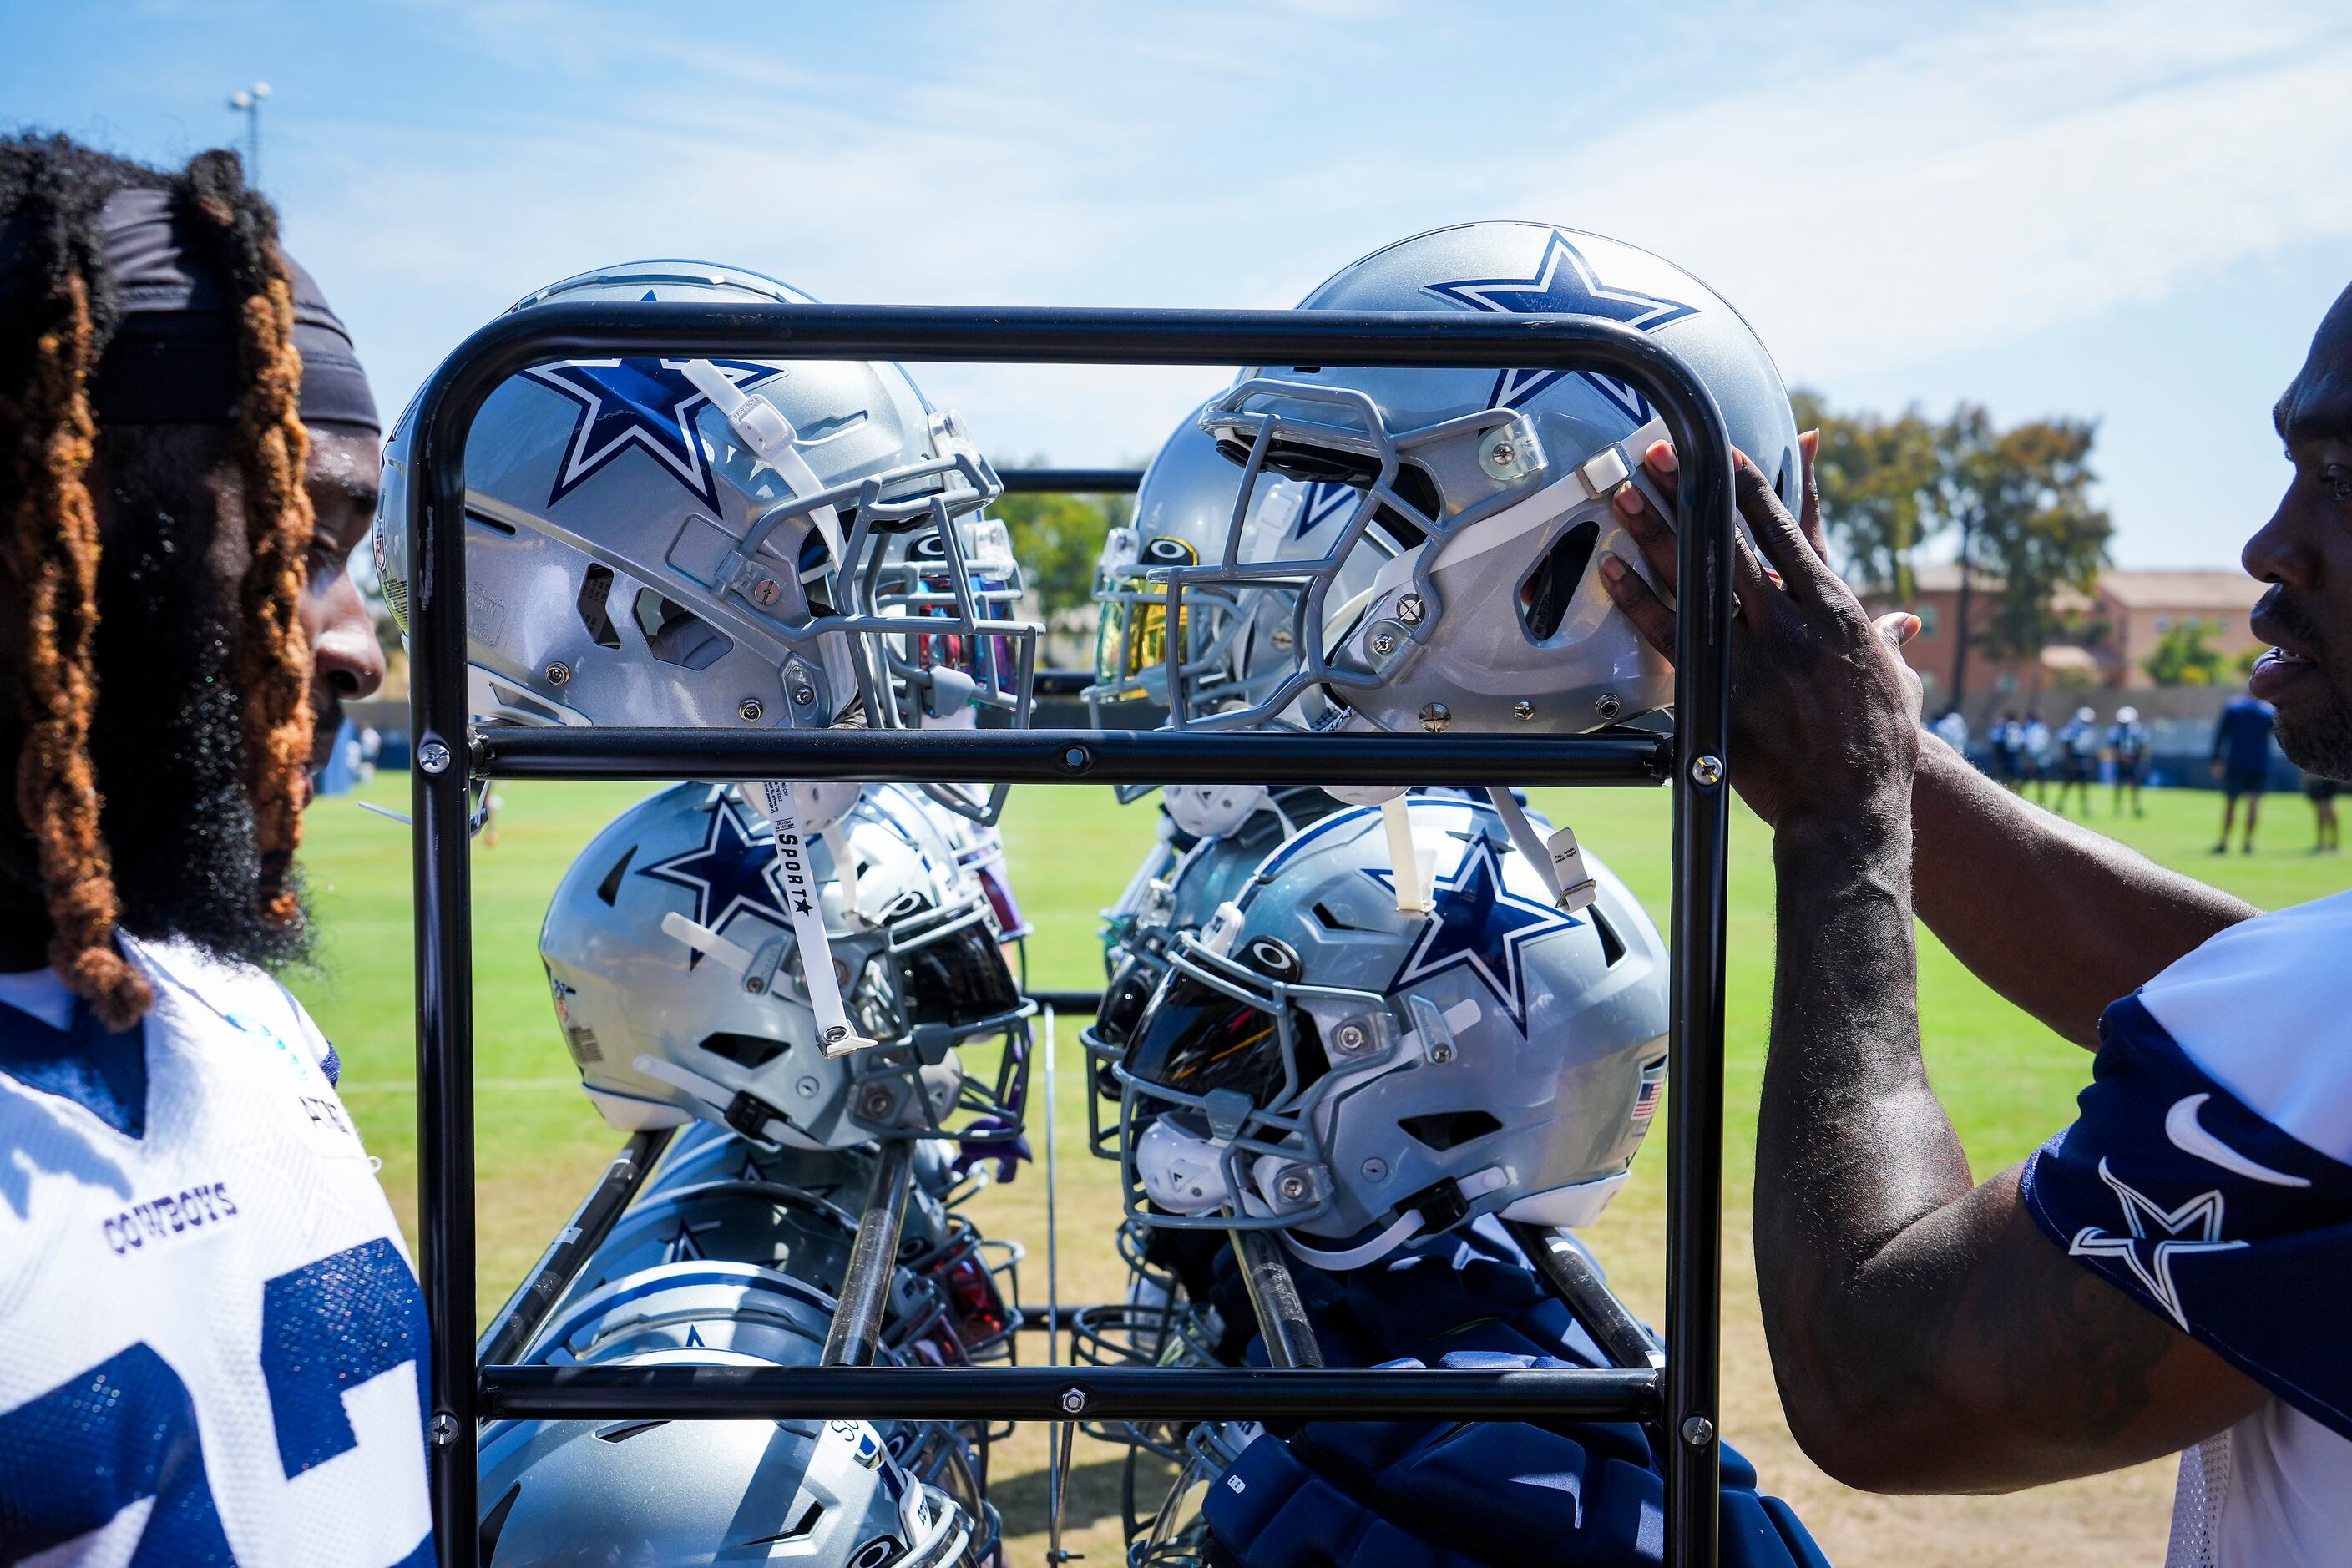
1632, 1063, 1666, 1125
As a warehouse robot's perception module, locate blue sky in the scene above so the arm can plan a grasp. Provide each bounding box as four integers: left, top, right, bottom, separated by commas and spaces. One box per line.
8, 0, 2349, 567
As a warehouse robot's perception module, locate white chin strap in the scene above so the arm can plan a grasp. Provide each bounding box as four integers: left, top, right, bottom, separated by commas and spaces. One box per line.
630, 1053, 795, 1145
1278, 1210, 1425, 1272
743, 781, 877, 1057
680, 359, 846, 567
1380, 796, 1434, 914
1484, 787, 1597, 913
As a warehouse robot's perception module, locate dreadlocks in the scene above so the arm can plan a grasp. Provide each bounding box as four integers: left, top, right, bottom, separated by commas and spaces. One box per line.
0, 135, 319, 1027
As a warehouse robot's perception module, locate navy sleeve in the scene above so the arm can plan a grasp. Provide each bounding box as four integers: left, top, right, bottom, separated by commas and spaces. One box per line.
2021, 994, 2352, 1438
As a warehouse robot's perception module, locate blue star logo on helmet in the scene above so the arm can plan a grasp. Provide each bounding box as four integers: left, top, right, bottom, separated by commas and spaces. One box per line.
524, 354, 785, 511
1423, 229, 1696, 418
1367, 837, 1578, 1027
635, 797, 796, 943
1289, 480, 1355, 543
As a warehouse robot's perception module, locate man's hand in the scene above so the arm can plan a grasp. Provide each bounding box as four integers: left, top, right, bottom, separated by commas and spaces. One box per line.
1600, 435, 1924, 835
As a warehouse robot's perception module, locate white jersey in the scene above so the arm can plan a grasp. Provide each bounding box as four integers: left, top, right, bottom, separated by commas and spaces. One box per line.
0, 936, 432, 1566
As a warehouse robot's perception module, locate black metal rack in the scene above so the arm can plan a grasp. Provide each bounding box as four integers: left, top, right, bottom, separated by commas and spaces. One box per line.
408, 303, 1737, 1566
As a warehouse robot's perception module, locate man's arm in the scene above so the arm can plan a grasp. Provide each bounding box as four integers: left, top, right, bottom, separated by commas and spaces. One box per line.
1759, 809, 2261, 1491
1910, 735, 2253, 1046
1601, 448, 2265, 1491
1611, 432, 2253, 1046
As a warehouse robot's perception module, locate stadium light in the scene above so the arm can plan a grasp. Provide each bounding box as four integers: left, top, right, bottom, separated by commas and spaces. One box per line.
226, 80, 270, 184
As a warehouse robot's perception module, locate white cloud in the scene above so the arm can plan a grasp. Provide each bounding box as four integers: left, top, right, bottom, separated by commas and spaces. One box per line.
279, 0, 2352, 474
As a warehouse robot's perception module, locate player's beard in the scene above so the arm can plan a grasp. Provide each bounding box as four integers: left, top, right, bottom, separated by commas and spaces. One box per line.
2260, 589, 2352, 783
87, 492, 315, 973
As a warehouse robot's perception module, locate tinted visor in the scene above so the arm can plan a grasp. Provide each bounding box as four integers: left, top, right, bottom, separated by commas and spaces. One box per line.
1094, 579, 1190, 690
1123, 968, 1315, 1112
900, 918, 1021, 1031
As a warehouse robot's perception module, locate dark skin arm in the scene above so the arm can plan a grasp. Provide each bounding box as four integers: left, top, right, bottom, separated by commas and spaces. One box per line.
1599, 444, 2263, 1492
1666, 432, 2255, 1049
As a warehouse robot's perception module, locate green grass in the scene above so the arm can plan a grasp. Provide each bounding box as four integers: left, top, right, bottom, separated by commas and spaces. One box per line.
287, 771, 2346, 1563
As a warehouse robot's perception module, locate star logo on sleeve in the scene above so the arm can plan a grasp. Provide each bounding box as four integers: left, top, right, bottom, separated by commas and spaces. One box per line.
636, 797, 796, 944
1368, 836, 1578, 1027
1423, 229, 1696, 417
524, 351, 784, 511
2066, 1159, 2247, 1331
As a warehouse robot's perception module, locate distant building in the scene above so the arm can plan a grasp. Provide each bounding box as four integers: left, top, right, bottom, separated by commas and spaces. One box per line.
1868, 564, 2266, 715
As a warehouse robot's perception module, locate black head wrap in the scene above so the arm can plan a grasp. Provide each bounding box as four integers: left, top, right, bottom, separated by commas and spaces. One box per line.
78, 186, 378, 435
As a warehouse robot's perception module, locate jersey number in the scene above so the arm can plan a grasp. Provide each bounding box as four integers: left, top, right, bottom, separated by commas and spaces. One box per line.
0, 1237, 432, 1565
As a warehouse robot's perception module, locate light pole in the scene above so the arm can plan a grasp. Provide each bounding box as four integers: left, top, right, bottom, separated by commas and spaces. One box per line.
227, 81, 271, 184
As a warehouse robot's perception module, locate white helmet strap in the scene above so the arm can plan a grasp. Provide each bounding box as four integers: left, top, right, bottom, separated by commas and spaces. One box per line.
746, 781, 877, 1057
680, 359, 847, 567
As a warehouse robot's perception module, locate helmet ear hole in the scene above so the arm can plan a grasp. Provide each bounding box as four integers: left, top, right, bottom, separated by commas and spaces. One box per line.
632, 589, 733, 670
576, 564, 623, 649
1519, 519, 1600, 643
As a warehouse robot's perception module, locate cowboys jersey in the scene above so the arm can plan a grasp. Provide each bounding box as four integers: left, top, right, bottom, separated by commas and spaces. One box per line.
0, 935, 432, 1565
2022, 888, 2352, 1568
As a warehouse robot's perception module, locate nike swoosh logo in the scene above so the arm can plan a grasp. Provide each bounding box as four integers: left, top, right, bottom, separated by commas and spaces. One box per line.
2166, 1094, 2311, 1188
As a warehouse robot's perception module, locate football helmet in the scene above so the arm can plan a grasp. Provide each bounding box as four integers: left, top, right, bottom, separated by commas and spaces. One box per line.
1162, 221, 1800, 735
1084, 786, 1343, 1161
646, 1124, 1025, 1362
373, 259, 1038, 744
540, 782, 1033, 1150
1087, 401, 1384, 726
481, 1262, 980, 1567
1115, 794, 1667, 1269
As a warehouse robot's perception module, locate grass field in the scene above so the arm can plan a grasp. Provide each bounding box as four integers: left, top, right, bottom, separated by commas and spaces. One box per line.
290, 771, 2342, 1566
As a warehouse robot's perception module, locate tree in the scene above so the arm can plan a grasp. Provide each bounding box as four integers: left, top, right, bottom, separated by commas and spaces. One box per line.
1935, 406, 2111, 709
989, 457, 1131, 625
1788, 390, 1942, 597
2144, 620, 2227, 686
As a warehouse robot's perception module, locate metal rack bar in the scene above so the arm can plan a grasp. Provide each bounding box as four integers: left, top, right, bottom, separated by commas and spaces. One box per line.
1506, 1221, 1664, 1373
480, 1363, 1661, 1423
997, 467, 1144, 494
1231, 1229, 1325, 1369
473, 725, 1672, 787
820, 1138, 917, 1367
409, 302, 1737, 1567
477, 1129, 673, 1368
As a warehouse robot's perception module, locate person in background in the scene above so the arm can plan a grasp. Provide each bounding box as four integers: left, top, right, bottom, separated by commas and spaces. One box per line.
1992, 711, 2023, 791
1932, 708, 1969, 757
2056, 705, 2100, 815
2109, 703, 2150, 817
2212, 690, 2278, 852
2304, 770, 2339, 853
2022, 713, 2053, 804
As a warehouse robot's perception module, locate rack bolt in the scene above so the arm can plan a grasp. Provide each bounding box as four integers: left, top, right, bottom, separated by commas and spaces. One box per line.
1514, 700, 1535, 721
1360, 1157, 1388, 1181
1062, 746, 1090, 772
1595, 691, 1622, 721
544, 661, 571, 686
1369, 631, 1396, 658
417, 741, 453, 775
1060, 1387, 1088, 1415
1419, 702, 1451, 733
1397, 594, 1426, 625
739, 698, 764, 722
429, 1413, 458, 1447
1682, 1414, 1715, 1448
1691, 754, 1724, 789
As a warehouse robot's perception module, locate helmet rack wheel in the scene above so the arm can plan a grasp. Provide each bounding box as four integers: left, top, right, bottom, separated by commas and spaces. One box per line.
407, 300, 1740, 1568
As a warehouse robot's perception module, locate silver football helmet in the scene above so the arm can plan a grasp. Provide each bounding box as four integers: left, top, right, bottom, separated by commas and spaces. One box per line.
1116, 794, 1667, 1270
1084, 786, 1343, 1160
540, 782, 1033, 1150
373, 259, 1038, 746
1164, 221, 1801, 734
481, 1262, 980, 1566
646, 1124, 1026, 1362
1086, 401, 1385, 726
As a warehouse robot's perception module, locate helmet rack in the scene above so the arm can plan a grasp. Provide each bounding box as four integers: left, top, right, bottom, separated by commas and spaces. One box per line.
409, 303, 1739, 1566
